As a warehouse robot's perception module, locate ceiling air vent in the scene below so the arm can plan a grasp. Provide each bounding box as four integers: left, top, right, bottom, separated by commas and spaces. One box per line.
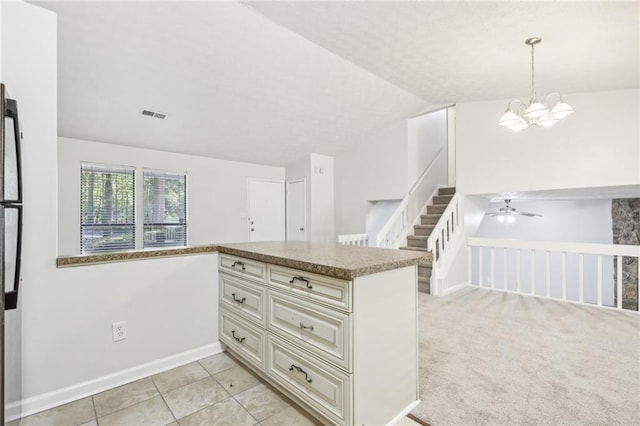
140, 108, 168, 120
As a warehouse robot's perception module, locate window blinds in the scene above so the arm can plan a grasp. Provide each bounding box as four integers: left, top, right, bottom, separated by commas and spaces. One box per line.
143, 169, 187, 248
80, 163, 135, 254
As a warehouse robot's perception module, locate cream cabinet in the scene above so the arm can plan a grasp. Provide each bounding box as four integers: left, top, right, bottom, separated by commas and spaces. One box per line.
218, 252, 418, 425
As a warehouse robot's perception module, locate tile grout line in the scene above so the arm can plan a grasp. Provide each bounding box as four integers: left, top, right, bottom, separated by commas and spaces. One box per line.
90, 395, 99, 426
150, 375, 178, 425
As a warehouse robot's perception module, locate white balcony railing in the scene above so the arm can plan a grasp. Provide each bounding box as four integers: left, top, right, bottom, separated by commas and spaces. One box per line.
338, 233, 369, 247
467, 237, 640, 312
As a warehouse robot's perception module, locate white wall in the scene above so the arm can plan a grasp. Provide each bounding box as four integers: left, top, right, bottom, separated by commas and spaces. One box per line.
334, 119, 408, 234
2, 0, 59, 414
456, 89, 640, 196
58, 137, 285, 255
285, 154, 311, 240
474, 199, 613, 243
4, 2, 287, 412
309, 153, 334, 242
285, 153, 334, 241
407, 108, 448, 187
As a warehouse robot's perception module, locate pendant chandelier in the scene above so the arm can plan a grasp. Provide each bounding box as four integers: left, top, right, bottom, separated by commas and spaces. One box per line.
498, 37, 574, 132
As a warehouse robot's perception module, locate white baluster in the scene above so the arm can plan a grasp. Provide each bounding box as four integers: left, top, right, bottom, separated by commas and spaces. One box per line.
562, 252, 567, 301
516, 249, 521, 292
616, 255, 622, 309
597, 255, 603, 307
503, 248, 508, 291
579, 254, 584, 304
545, 251, 551, 298
490, 248, 495, 289
468, 246, 472, 286
531, 250, 536, 296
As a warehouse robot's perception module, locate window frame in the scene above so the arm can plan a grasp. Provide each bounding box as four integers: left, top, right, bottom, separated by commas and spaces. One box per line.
142, 168, 188, 249
80, 162, 136, 254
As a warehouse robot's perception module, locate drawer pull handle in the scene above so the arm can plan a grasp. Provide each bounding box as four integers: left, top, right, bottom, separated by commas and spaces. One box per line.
231, 293, 246, 304
289, 276, 312, 289
289, 364, 312, 383
299, 322, 314, 332
231, 330, 246, 343
231, 261, 246, 271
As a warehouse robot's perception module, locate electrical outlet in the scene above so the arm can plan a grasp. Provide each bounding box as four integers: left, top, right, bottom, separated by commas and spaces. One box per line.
112, 321, 127, 342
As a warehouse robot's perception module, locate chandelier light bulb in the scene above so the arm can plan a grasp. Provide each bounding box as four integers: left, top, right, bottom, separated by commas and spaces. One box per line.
498, 37, 574, 131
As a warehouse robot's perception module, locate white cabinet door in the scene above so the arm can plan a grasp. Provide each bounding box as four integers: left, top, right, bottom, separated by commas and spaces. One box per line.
248, 178, 285, 242
286, 179, 306, 241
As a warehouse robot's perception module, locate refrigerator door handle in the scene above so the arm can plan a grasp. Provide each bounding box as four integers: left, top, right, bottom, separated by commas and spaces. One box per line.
2, 203, 22, 311
1, 83, 23, 204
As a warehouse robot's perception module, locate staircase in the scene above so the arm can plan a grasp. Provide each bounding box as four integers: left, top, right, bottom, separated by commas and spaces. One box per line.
400, 187, 456, 294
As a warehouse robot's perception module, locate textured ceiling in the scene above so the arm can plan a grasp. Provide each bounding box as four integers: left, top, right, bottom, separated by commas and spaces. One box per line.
31, 1, 427, 166
30, 1, 639, 167
247, 1, 639, 104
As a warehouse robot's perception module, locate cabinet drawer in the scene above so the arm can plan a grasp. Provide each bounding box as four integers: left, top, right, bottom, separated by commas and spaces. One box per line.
268, 265, 352, 311
219, 254, 266, 282
266, 334, 351, 425
220, 308, 265, 371
268, 290, 351, 372
220, 273, 267, 326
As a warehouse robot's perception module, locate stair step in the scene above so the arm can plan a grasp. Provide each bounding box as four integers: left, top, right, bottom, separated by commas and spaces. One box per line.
420, 214, 440, 225
438, 187, 456, 196
406, 235, 427, 249
418, 265, 432, 275
427, 204, 446, 215
418, 280, 430, 294
433, 195, 453, 205
413, 224, 435, 236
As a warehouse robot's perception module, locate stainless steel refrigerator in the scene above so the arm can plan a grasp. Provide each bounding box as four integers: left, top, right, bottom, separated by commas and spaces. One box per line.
0, 82, 23, 424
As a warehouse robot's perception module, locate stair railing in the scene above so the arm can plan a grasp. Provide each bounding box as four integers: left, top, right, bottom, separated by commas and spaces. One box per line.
427, 192, 462, 295
374, 149, 444, 248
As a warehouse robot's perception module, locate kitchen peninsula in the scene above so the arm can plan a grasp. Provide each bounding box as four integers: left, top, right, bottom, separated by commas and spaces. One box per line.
217, 241, 426, 425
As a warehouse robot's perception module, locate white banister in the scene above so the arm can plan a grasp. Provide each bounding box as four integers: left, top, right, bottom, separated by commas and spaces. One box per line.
373, 149, 444, 248
426, 192, 464, 295
337, 233, 369, 247
468, 237, 640, 312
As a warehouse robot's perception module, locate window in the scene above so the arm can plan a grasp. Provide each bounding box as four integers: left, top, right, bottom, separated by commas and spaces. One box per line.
143, 169, 187, 248
81, 163, 135, 254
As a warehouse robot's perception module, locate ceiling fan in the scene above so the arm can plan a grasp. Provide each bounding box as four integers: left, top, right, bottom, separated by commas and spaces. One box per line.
485, 199, 542, 223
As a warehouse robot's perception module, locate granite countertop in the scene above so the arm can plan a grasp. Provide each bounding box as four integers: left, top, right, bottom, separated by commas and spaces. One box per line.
217, 241, 429, 280
56, 244, 218, 267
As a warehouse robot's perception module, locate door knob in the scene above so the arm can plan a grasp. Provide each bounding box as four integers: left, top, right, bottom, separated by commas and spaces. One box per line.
251, 228, 255, 231
299, 228, 304, 231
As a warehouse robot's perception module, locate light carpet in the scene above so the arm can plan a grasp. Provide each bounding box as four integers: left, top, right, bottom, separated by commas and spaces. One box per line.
412, 287, 639, 425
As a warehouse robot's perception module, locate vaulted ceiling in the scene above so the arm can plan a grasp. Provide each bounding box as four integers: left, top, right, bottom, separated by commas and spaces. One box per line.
32, 1, 639, 167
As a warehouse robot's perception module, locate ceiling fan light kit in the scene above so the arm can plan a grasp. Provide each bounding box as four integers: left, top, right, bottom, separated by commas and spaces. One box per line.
498, 37, 575, 132
486, 199, 542, 223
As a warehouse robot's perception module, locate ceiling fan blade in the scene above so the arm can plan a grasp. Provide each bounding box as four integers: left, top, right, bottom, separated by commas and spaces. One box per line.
517, 212, 542, 217
485, 212, 502, 216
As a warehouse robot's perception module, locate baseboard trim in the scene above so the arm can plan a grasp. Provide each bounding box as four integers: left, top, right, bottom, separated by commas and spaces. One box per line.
442, 282, 468, 296
18, 342, 222, 419
388, 399, 421, 425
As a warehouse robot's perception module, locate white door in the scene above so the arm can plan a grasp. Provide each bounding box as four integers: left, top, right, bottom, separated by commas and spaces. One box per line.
248, 178, 285, 242
286, 179, 307, 241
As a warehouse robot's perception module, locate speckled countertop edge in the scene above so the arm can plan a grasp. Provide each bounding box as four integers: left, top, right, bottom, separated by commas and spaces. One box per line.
56, 245, 218, 268
217, 242, 429, 280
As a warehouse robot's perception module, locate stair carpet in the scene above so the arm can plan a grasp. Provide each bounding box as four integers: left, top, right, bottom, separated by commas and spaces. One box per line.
400, 187, 456, 294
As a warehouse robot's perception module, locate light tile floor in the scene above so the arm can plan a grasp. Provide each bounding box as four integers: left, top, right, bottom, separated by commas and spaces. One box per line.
14, 351, 421, 426
15, 352, 322, 426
